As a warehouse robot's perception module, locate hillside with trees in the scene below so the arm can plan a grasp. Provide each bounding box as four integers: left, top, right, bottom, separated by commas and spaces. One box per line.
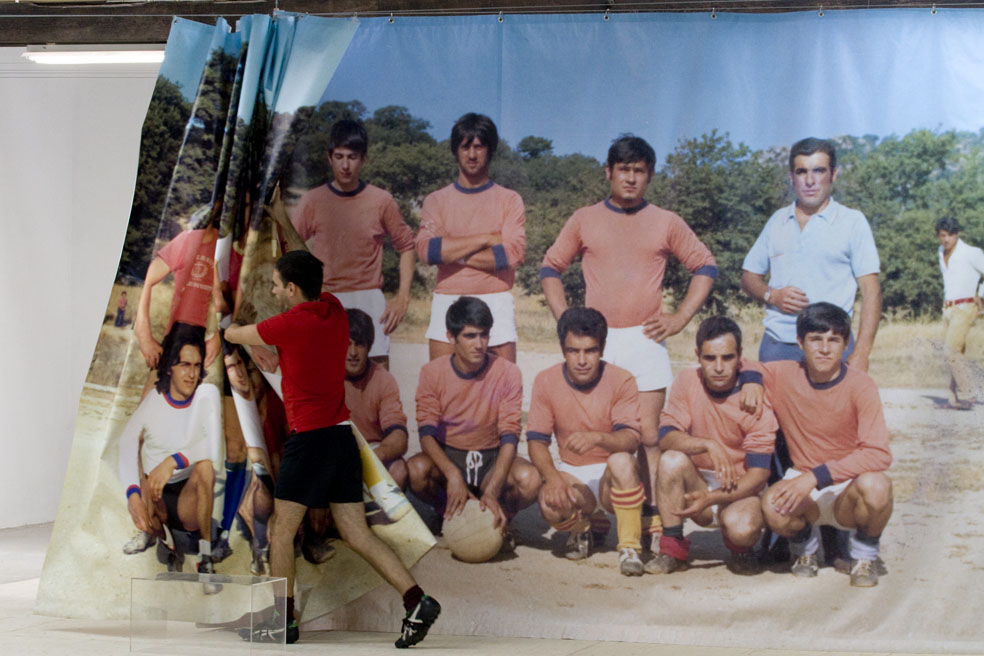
122, 90, 984, 317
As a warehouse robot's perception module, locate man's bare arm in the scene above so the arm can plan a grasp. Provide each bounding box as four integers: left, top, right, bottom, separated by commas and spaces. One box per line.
225, 323, 268, 347
372, 429, 409, 464
643, 273, 714, 341
847, 273, 881, 372
541, 276, 569, 321
681, 466, 770, 517
740, 270, 810, 315
381, 250, 416, 334
659, 428, 737, 491
134, 257, 173, 368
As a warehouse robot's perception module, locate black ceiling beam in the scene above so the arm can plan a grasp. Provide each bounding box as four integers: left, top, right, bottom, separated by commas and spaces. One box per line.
2, 0, 979, 47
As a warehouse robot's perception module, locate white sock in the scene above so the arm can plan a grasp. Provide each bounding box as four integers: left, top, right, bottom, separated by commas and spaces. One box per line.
789, 525, 820, 557
848, 530, 880, 561
199, 538, 211, 557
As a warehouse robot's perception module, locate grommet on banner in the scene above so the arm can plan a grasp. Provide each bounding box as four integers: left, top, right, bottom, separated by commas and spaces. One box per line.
603, 9, 610, 21
818, 5, 824, 17
931, 4, 937, 13
710, 8, 717, 19
498, 11, 503, 23
388, 13, 394, 23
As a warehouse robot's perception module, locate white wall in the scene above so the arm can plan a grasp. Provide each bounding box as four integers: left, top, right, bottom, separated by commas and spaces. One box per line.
0, 48, 159, 528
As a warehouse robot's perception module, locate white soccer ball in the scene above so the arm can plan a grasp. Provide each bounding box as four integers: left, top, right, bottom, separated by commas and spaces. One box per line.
443, 499, 503, 563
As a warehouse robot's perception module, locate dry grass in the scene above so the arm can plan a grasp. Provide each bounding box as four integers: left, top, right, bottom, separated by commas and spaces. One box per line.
91, 282, 984, 392
391, 290, 984, 390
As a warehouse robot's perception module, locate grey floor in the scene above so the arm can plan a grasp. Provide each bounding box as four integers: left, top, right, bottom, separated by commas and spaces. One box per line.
0, 523, 947, 655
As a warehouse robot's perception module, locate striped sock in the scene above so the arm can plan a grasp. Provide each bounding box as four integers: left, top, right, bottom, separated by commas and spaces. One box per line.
553, 512, 590, 534
610, 484, 644, 551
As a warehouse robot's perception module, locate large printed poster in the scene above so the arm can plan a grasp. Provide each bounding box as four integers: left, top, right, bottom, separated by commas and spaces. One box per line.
39, 8, 984, 653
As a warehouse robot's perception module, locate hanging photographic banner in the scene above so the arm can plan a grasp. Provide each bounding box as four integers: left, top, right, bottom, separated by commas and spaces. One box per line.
40, 7, 984, 653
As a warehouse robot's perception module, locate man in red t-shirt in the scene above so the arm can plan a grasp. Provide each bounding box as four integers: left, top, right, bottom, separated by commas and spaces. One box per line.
289, 119, 416, 368
135, 221, 222, 370
226, 251, 440, 647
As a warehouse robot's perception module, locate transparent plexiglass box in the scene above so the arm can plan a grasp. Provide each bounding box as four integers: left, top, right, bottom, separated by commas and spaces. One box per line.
130, 573, 287, 654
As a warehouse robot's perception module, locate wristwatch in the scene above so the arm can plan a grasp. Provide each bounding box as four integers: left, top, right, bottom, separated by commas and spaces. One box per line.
763, 288, 772, 304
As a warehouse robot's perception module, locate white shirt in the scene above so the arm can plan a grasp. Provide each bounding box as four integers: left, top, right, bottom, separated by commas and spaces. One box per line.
117, 384, 222, 495
938, 238, 984, 301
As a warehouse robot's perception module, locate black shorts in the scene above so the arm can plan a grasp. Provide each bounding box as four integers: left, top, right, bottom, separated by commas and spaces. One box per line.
275, 424, 363, 508
162, 478, 189, 531
441, 444, 499, 497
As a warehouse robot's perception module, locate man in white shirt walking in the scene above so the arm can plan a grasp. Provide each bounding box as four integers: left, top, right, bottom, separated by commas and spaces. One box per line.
936, 216, 984, 409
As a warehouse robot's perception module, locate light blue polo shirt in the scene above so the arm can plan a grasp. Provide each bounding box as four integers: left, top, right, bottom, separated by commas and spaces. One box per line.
742, 199, 880, 344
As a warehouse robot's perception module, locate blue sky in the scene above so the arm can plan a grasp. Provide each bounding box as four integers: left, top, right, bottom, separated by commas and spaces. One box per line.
159, 14, 356, 117
321, 9, 984, 162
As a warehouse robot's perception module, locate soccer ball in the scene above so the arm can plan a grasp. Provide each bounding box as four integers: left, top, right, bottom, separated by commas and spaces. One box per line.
443, 499, 503, 563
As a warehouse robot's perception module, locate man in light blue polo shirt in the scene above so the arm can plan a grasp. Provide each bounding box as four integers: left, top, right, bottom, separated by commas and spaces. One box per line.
740, 137, 882, 570
741, 137, 881, 370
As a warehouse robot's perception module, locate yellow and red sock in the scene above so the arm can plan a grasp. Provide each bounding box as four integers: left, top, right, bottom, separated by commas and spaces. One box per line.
553, 512, 590, 535
610, 484, 644, 551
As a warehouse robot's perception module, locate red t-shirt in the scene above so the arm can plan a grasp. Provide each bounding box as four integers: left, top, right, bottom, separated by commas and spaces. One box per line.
257, 292, 350, 433
157, 229, 216, 330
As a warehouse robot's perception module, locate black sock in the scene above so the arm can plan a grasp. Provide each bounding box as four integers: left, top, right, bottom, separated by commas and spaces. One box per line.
854, 528, 880, 547
663, 524, 684, 540
403, 585, 424, 611
279, 596, 294, 623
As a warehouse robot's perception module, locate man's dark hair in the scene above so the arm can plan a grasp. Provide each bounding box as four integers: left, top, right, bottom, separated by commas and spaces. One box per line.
450, 113, 498, 160
347, 308, 375, 350
445, 296, 494, 338
328, 119, 368, 157
218, 329, 246, 359
606, 135, 656, 173
156, 322, 207, 395
789, 137, 837, 172
796, 302, 851, 341
935, 216, 961, 234
275, 250, 323, 302
557, 307, 607, 352
696, 316, 742, 353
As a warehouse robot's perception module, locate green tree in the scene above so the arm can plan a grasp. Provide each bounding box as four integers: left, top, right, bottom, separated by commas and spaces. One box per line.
160, 46, 241, 238
514, 152, 607, 303
368, 105, 435, 147
118, 76, 192, 282
838, 130, 959, 315
655, 131, 786, 315
518, 136, 553, 160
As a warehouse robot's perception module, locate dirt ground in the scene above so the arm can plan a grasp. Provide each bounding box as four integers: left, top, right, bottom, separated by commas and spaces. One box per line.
307, 343, 984, 654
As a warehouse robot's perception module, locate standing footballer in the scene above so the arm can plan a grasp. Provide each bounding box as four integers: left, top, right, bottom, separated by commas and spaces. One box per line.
226, 251, 440, 647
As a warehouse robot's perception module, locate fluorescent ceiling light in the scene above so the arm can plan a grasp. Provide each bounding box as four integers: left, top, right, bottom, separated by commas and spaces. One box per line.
21, 45, 165, 65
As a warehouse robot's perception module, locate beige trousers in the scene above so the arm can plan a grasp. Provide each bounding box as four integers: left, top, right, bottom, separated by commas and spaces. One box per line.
943, 302, 979, 402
